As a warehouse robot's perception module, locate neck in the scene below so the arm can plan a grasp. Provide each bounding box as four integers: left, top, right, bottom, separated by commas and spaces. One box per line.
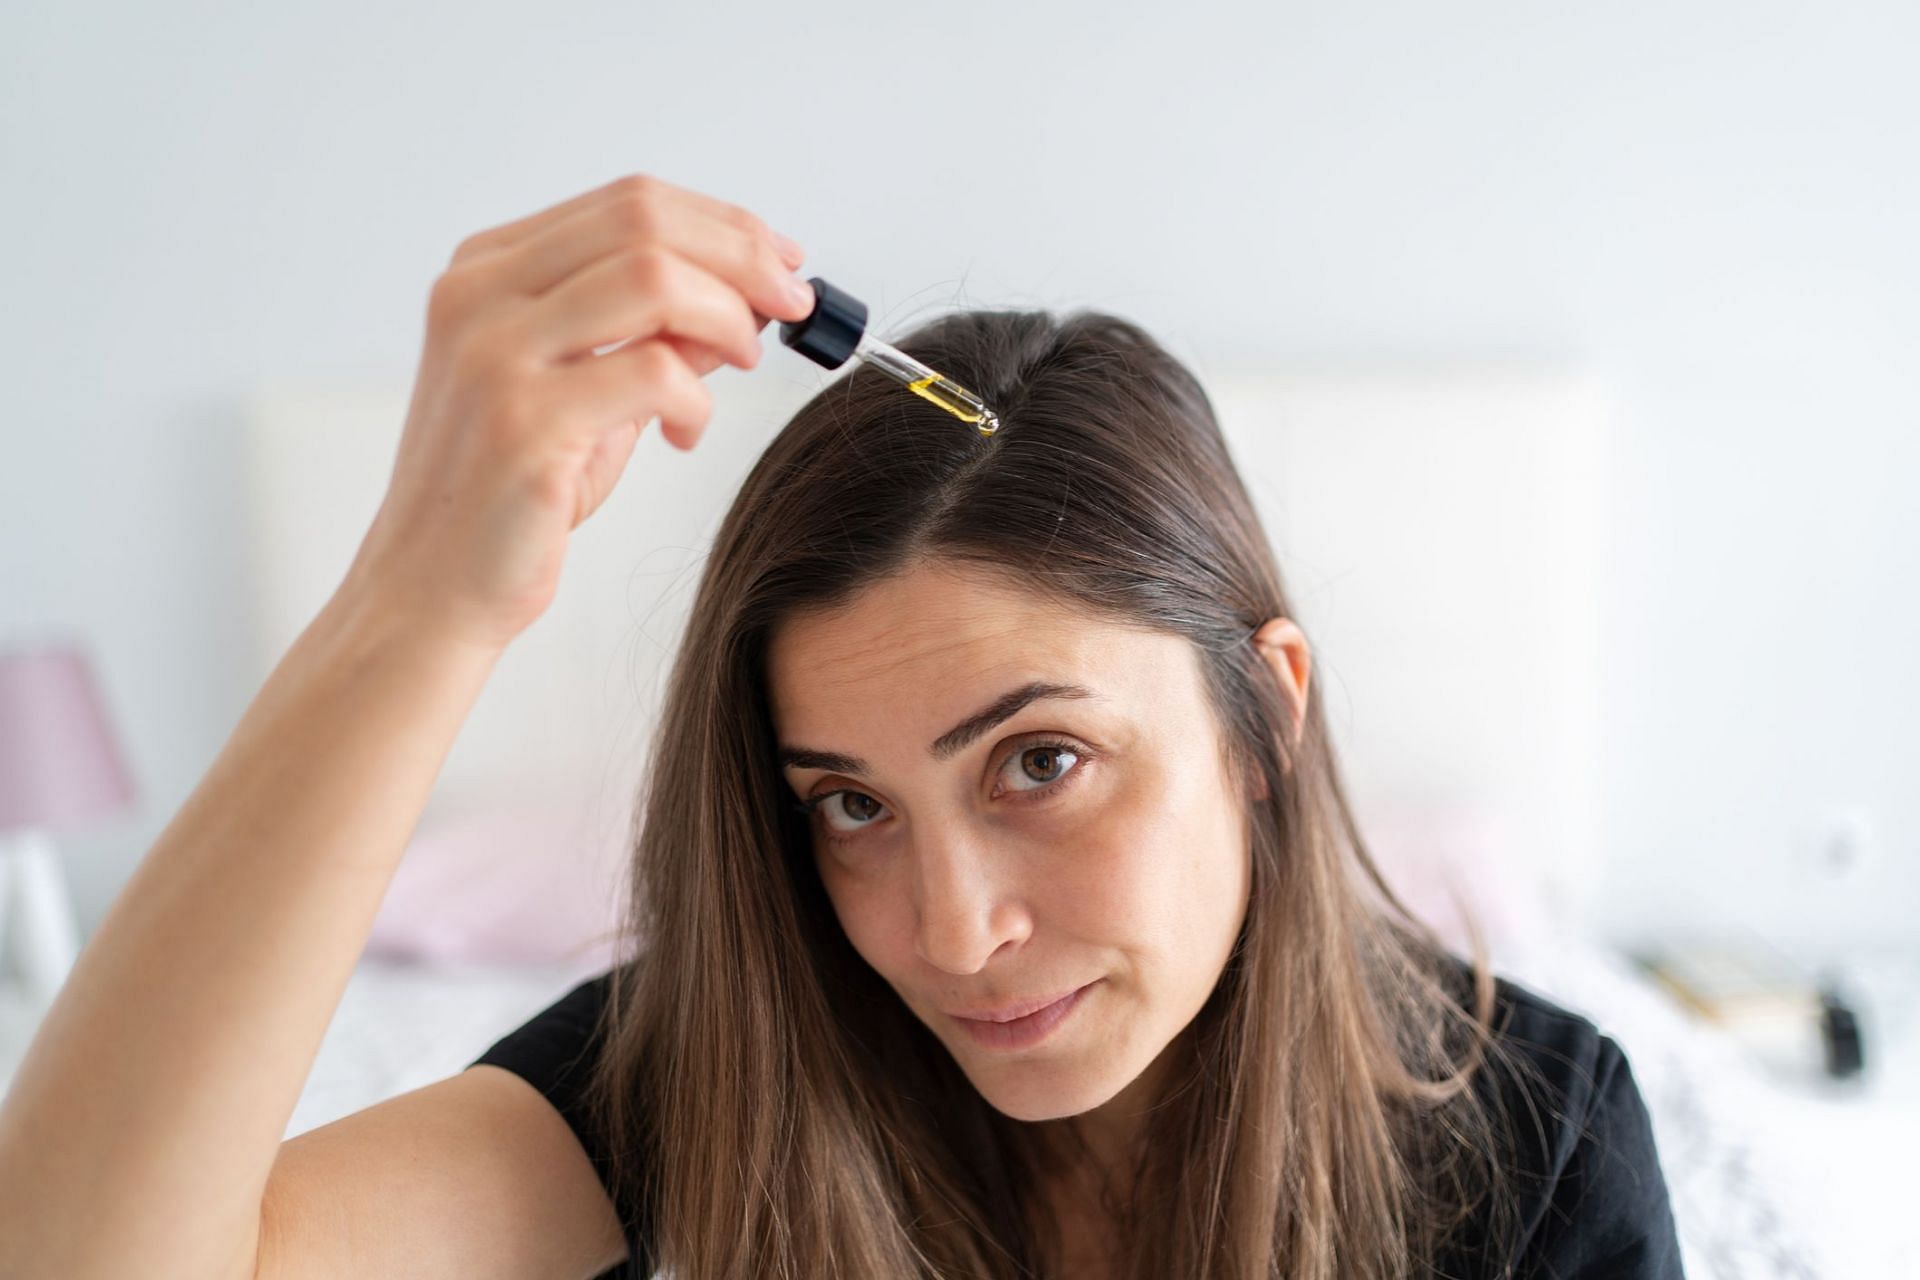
1033, 1028, 1189, 1209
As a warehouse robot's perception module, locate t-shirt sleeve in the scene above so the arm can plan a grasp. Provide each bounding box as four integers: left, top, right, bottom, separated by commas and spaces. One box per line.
468, 970, 649, 1279
1519, 1033, 1686, 1278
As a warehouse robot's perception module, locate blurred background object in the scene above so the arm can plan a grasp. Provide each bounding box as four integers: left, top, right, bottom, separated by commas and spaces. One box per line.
0, 641, 138, 1007
2, 2, 1915, 1274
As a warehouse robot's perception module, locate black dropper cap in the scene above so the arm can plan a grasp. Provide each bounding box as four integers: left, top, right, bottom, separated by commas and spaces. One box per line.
778, 277, 868, 370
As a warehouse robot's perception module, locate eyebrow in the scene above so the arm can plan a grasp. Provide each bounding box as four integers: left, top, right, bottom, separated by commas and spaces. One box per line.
777, 680, 1102, 777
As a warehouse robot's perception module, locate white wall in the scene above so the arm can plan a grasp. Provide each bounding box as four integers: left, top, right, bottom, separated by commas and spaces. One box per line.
2, 0, 1914, 955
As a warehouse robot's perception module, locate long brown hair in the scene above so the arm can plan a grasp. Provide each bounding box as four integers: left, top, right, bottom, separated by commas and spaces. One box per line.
583, 307, 1527, 1278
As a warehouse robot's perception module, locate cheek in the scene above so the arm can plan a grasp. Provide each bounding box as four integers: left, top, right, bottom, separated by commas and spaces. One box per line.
1057, 758, 1249, 962
815, 855, 912, 976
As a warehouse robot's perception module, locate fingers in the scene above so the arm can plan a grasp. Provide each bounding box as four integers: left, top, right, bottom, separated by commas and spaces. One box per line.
569, 311, 769, 377
464, 172, 792, 263
433, 179, 802, 473
447, 174, 634, 266
531, 247, 764, 368
477, 175, 814, 327
551, 336, 715, 450
657, 332, 737, 379
449, 173, 802, 268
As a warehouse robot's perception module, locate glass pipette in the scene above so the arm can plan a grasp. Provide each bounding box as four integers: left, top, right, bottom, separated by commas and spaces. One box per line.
778, 277, 1001, 436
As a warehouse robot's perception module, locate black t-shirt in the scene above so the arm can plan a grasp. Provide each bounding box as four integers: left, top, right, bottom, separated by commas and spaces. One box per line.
468, 964, 1685, 1279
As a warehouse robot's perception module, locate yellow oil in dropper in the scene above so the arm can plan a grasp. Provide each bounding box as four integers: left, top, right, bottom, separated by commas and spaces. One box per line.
907, 373, 1002, 436
854, 332, 1001, 436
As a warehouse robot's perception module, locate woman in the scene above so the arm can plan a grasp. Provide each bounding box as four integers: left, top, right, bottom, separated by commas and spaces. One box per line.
0, 174, 1683, 1280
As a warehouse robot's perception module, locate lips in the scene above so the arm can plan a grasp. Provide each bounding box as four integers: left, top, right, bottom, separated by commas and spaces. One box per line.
949, 981, 1097, 1051
946, 985, 1089, 1023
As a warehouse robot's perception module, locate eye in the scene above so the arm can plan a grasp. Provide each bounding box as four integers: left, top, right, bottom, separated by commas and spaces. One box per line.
997, 741, 1081, 795
795, 737, 1093, 843
806, 789, 888, 837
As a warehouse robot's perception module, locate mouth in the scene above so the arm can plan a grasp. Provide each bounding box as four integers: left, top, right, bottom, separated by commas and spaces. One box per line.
948, 980, 1099, 1051
946, 984, 1089, 1023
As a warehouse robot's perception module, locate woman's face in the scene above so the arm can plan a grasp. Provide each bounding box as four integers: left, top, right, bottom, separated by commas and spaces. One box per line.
767, 560, 1257, 1126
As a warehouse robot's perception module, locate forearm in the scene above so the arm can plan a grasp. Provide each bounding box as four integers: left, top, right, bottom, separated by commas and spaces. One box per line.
0, 585, 502, 1279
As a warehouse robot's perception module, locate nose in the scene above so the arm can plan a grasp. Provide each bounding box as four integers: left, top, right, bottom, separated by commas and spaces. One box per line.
911, 826, 1031, 975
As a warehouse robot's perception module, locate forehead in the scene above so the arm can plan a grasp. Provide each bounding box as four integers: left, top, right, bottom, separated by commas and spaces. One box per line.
766, 561, 1176, 728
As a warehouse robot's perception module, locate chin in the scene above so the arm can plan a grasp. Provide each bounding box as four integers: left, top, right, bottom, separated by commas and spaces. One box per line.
957, 1053, 1132, 1123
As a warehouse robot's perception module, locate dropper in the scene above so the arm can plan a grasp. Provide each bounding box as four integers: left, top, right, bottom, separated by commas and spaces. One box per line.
777, 277, 1002, 436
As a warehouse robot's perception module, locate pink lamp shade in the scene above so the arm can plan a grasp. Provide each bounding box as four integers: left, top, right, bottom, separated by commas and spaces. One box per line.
0, 641, 138, 833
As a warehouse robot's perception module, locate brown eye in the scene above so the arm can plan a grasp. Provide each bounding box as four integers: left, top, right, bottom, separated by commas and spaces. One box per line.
811, 788, 888, 838
1023, 747, 1068, 783
1004, 742, 1081, 793
840, 793, 883, 820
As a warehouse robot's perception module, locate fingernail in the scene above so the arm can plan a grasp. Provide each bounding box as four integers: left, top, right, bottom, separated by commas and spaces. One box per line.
786, 274, 815, 310
773, 231, 806, 262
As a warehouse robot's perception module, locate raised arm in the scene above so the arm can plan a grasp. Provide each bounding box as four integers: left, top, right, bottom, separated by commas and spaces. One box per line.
0, 172, 814, 1280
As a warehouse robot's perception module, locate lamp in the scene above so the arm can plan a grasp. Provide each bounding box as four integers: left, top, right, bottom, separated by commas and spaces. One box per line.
0, 639, 137, 1005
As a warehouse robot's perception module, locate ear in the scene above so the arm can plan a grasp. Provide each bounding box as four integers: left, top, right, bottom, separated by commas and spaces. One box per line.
1247, 617, 1312, 799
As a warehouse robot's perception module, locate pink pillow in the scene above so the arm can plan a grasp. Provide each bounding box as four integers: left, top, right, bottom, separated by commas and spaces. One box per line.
366, 789, 631, 976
